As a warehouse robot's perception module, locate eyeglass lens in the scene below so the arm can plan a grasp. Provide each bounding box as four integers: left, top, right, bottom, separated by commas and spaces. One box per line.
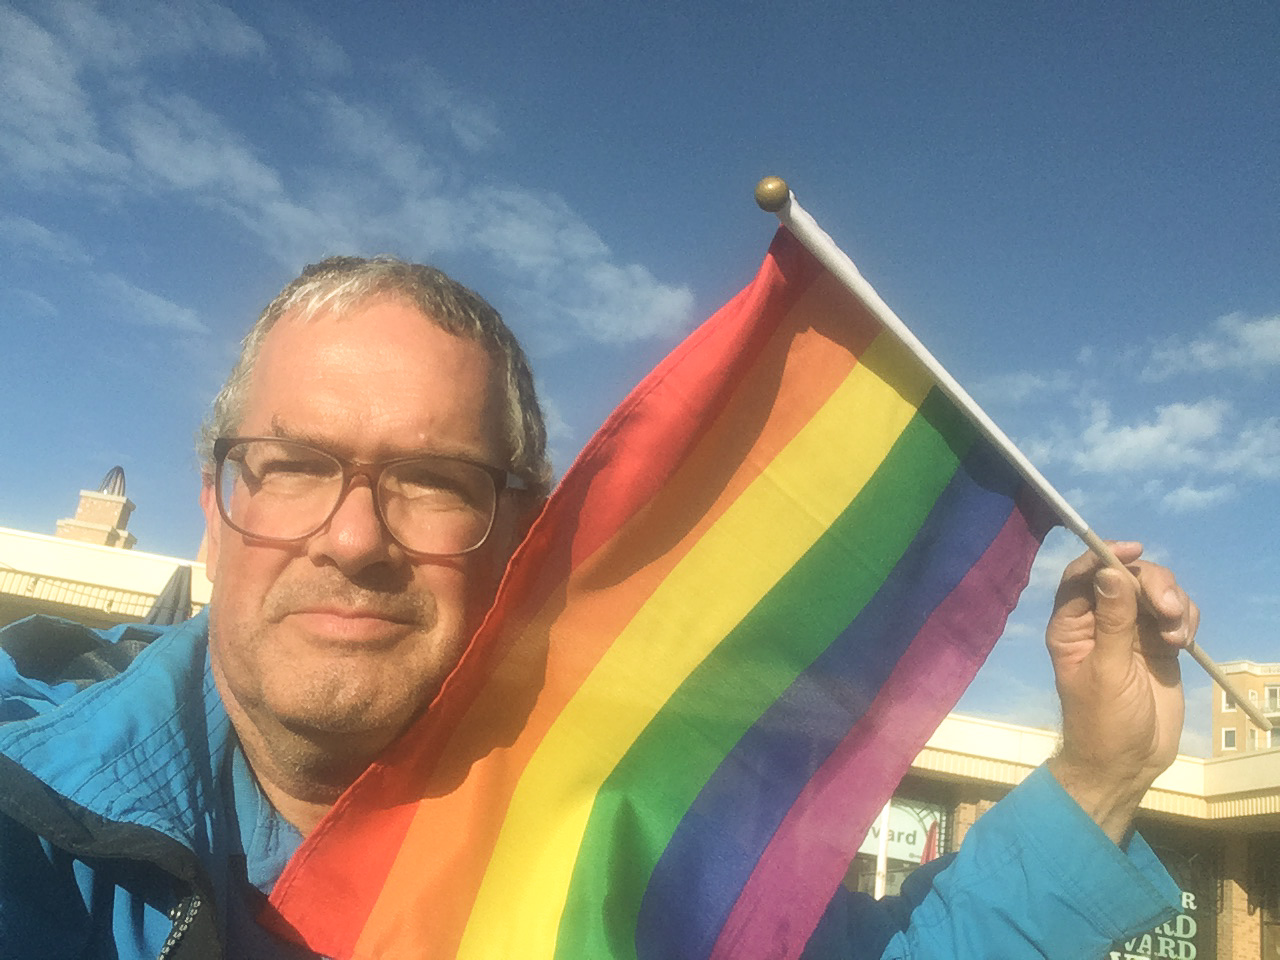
217, 439, 498, 555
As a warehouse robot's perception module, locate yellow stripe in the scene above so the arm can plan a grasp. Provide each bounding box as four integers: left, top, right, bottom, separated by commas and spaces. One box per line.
454, 332, 930, 960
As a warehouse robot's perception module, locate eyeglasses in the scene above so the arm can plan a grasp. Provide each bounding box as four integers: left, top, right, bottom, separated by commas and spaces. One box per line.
212, 437, 526, 557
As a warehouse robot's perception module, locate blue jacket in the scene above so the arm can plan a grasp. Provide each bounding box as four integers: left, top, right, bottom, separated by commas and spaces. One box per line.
0, 614, 1178, 959
806, 769, 1180, 959
0, 613, 227, 958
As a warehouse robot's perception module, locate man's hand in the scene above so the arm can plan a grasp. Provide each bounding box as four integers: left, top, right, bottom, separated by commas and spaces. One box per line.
1044, 541, 1198, 845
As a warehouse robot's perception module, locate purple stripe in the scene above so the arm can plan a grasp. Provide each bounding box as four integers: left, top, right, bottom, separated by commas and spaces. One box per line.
710, 491, 1050, 960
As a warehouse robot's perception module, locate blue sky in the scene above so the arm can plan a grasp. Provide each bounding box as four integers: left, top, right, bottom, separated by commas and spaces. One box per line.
2, 0, 1276, 755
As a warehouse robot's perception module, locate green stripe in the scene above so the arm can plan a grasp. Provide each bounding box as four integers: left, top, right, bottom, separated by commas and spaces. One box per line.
551, 387, 977, 960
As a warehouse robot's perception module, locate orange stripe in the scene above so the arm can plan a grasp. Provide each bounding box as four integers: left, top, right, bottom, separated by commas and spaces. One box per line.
350, 271, 873, 959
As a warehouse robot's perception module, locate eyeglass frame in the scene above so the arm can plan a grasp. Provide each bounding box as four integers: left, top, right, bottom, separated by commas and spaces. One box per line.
211, 436, 529, 558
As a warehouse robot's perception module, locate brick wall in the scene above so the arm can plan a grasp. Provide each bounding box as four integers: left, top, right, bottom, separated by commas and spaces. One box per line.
1215, 835, 1259, 960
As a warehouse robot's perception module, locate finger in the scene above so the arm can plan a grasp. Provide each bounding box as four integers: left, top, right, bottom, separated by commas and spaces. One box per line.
1131, 562, 1198, 649
1054, 541, 1144, 614
1058, 541, 1141, 583
1091, 566, 1140, 671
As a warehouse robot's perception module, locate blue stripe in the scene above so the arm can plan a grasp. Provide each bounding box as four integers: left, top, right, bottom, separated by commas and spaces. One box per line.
633, 437, 1028, 960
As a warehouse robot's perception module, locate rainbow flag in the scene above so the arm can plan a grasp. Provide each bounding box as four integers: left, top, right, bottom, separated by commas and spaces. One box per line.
265, 228, 1056, 960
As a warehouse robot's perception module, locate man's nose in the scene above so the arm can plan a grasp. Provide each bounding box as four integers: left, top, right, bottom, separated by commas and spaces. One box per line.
306, 479, 401, 572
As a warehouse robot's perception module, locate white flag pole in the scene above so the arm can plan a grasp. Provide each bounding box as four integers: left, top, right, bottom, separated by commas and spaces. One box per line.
754, 177, 1270, 733
873, 801, 892, 900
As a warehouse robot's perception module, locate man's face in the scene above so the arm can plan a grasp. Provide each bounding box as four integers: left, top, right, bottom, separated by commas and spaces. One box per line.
200, 297, 520, 758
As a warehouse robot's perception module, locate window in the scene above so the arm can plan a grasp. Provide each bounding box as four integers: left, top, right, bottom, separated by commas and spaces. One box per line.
1250, 689, 1260, 705
1249, 728, 1259, 751
1222, 690, 1237, 712
1267, 685, 1280, 713
1223, 728, 1237, 750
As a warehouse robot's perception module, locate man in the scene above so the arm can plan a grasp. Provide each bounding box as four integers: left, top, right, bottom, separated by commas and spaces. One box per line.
0, 256, 1196, 958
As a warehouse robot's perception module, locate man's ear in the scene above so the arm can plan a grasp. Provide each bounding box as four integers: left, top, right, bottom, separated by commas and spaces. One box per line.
199, 477, 221, 580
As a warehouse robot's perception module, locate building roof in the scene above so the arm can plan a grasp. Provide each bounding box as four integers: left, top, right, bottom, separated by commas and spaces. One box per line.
0, 525, 209, 628
917, 713, 1280, 830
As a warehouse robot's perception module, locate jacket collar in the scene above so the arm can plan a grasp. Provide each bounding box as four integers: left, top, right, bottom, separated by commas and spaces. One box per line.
0, 610, 232, 852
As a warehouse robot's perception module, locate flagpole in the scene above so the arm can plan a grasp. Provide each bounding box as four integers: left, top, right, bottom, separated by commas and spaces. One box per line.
754, 176, 1271, 734
873, 801, 891, 900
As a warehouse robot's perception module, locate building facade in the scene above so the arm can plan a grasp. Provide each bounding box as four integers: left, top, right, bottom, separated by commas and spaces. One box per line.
1, 473, 208, 629
1214, 661, 1280, 757
870, 715, 1280, 960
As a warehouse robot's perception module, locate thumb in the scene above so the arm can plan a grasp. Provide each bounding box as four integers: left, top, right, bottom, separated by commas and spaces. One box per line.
1092, 566, 1138, 671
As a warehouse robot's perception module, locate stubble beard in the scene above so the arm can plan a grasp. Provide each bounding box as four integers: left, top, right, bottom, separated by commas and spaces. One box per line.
211, 572, 461, 787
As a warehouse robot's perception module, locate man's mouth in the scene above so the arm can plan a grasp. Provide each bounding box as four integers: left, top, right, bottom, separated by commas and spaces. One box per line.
284, 606, 418, 645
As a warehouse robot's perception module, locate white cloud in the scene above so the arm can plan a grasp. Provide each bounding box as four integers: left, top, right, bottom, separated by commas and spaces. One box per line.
1145, 312, 1280, 380
121, 94, 283, 202
0, 1, 264, 186
95, 274, 208, 334
46, 0, 266, 69
971, 370, 1075, 406
1023, 397, 1277, 513
252, 1, 350, 77
0, 6, 129, 182
3, 289, 59, 319
468, 187, 609, 274
466, 186, 694, 343
1160, 483, 1235, 513
410, 69, 502, 154
570, 261, 696, 342
297, 97, 695, 342
536, 392, 577, 479
287, 27, 350, 77
1, 1, 693, 350
0, 213, 207, 336
1072, 399, 1229, 474
308, 92, 448, 198
1218, 419, 1280, 480
0, 215, 92, 264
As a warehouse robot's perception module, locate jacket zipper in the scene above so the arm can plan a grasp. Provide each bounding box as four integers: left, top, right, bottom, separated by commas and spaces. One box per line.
157, 894, 203, 959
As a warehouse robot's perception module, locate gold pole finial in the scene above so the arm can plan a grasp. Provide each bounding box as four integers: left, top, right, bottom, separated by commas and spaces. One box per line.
754, 176, 790, 212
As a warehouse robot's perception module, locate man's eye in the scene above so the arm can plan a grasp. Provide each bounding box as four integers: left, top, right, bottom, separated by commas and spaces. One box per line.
241, 452, 336, 486
261, 456, 332, 477
391, 463, 482, 505
399, 472, 464, 496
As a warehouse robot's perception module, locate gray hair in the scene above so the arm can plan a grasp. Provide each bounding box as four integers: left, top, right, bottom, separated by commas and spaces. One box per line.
198, 255, 552, 493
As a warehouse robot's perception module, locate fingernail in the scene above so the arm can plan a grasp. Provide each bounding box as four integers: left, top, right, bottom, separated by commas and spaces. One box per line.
1095, 568, 1123, 599
1162, 588, 1180, 610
